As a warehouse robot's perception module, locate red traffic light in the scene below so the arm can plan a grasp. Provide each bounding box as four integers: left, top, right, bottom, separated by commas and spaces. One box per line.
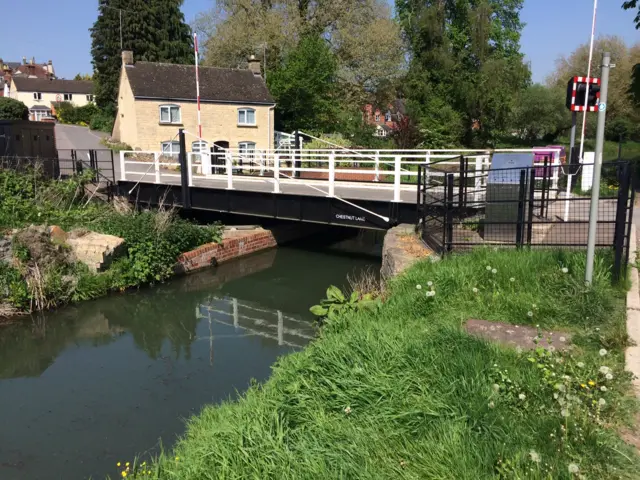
566, 77, 601, 112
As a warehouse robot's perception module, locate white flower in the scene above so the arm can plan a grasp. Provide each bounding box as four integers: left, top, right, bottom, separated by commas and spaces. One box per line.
486, 266, 492, 271
561, 267, 569, 274
559, 336, 566, 343
561, 408, 570, 417
509, 277, 515, 282
568, 463, 579, 474
577, 362, 585, 368
598, 398, 606, 407
600, 386, 607, 392
527, 311, 534, 317
488, 401, 495, 408
518, 393, 526, 400
599, 349, 608, 357
416, 284, 422, 290
529, 450, 541, 463
472, 287, 479, 294
606, 373, 613, 380
344, 406, 352, 414
599, 366, 610, 375
595, 327, 600, 332
427, 281, 433, 287
532, 304, 537, 309
491, 268, 497, 274
548, 346, 556, 352
426, 290, 436, 297
562, 375, 571, 381
553, 393, 559, 399
492, 384, 500, 392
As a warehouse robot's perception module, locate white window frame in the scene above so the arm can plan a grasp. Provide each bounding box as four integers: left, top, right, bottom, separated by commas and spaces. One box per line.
375, 113, 380, 122
63, 93, 73, 101
159, 104, 181, 125
31, 108, 51, 121
237, 108, 256, 126
192, 141, 209, 153
33, 92, 42, 100
86, 94, 94, 102
161, 140, 181, 157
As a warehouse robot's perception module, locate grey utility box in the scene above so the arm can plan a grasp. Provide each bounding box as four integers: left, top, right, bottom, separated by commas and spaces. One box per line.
485, 153, 534, 242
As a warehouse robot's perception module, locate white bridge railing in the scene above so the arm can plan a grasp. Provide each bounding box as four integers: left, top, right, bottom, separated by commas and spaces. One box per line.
119, 148, 562, 204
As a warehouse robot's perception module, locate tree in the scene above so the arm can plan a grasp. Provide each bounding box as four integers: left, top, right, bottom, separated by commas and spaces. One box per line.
267, 36, 339, 132
511, 85, 570, 143
73, 73, 93, 81
396, 0, 530, 146
0, 98, 28, 120
390, 116, 420, 149
90, 0, 194, 113
623, 0, 640, 29
548, 36, 640, 140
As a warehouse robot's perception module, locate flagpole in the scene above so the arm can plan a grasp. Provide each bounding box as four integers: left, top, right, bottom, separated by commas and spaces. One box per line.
194, 33, 202, 139
578, 0, 598, 162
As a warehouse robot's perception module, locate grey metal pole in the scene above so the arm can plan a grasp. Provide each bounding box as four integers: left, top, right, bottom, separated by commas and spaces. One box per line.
585, 51, 611, 284
569, 111, 577, 155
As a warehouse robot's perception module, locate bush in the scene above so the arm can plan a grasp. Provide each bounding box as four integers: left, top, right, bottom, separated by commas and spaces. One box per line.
54, 102, 99, 126
0, 97, 28, 120
90, 111, 115, 133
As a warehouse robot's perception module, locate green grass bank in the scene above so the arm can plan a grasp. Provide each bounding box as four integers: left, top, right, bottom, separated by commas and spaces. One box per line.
120, 248, 639, 479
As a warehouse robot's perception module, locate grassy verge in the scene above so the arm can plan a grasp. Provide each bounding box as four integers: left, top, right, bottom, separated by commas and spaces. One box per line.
117, 248, 638, 479
0, 167, 222, 317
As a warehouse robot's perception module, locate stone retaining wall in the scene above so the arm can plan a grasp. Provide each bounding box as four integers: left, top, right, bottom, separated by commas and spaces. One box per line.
381, 224, 433, 284
176, 229, 277, 274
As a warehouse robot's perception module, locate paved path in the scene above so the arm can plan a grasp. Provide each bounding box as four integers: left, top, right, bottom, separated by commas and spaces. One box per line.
55, 124, 107, 151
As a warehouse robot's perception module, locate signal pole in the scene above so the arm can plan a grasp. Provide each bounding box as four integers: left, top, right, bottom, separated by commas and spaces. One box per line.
585, 51, 611, 284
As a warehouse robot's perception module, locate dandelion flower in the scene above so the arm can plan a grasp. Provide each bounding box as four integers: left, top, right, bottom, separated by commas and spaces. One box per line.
553, 393, 559, 399
568, 463, 579, 474
561, 408, 570, 417
175, 457, 180, 461
599, 366, 610, 375
606, 373, 613, 380
427, 281, 433, 287
117, 462, 121, 467
416, 284, 422, 290
529, 450, 541, 463
600, 386, 607, 392
122, 473, 128, 479
518, 393, 526, 400
599, 348, 608, 357
344, 406, 352, 414
577, 362, 585, 368
532, 303, 537, 309
472, 287, 479, 294
588, 380, 595, 386
598, 398, 606, 407
126, 462, 130, 467
488, 401, 495, 408
491, 268, 497, 274
559, 336, 566, 343
561, 267, 569, 274
486, 265, 492, 271
527, 311, 534, 317
510, 277, 515, 282
548, 346, 556, 352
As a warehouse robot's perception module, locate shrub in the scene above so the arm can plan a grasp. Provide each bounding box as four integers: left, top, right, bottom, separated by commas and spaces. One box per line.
0, 262, 29, 309
0, 97, 28, 120
54, 102, 99, 126
90, 111, 115, 133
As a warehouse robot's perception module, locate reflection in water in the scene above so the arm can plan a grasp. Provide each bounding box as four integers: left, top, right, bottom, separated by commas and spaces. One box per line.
0, 246, 378, 480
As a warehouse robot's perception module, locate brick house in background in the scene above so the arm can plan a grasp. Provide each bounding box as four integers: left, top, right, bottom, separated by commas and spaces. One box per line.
362, 99, 406, 137
1, 57, 55, 97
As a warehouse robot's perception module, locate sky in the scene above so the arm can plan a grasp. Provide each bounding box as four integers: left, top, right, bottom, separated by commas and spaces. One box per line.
0, 0, 637, 83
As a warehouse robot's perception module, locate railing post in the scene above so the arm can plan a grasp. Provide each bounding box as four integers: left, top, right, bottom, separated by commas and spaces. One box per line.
154, 152, 160, 183
374, 151, 380, 182
226, 151, 234, 190
259, 151, 265, 176
393, 155, 401, 202
613, 162, 631, 281
178, 129, 191, 209
516, 169, 527, 248
551, 151, 560, 192
119, 151, 126, 181
328, 152, 335, 197
445, 173, 454, 253
474, 155, 483, 203
187, 153, 194, 187
540, 157, 549, 218
526, 168, 536, 245
425, 150, 431, 187
273, 154, 280, 193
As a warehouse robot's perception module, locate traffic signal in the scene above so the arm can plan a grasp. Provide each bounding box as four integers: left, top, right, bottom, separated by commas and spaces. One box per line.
566, 77, 601, 112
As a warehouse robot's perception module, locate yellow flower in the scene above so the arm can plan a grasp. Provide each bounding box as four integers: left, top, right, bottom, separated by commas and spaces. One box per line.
175, 456, 180, 461
148, 471, 152, 475
117, 462, 121, 467
580, 384, 586, 388
142, 462, 146, 466
121, 472, 128, 478
126, 462, 130, 467
588, 380, 595, 386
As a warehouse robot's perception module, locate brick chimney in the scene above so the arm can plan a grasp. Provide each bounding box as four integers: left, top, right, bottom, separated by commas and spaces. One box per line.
247, 54, 261, 76
122, 50, 134, 66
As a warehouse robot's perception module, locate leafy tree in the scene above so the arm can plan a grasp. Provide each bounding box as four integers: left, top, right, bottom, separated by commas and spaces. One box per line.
0, 97, 28, 120
623, 0, 639, 29
397, 0, 530, 146
90, 0, 194, 113
267, 36, 339, 132
73, 73, 93, 81
391, 116, 420, 149
511, 85, 570, 143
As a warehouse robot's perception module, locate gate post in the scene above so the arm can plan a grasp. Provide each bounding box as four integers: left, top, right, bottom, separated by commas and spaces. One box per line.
613, 162, 631, 281
516, 169, 527, 248
445, 173, 454, 253
328, 152, 335, 197
393, 156, 402, 202
526, 168, 536, 245
178, 128, 191, 209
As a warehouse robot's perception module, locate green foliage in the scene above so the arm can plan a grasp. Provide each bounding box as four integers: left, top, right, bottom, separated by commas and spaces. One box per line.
309, 285, 378, 325
512, 84, 571, 142
139, 249, 638, 479
623, 0, 639, 29
90, 110, 115, 133
90, 0, 194, 111
0, 262, 29, 309
54, 101, 99, 126
268, 36, 339, 132
0, 97, 29, 120
73, 73, 93, 81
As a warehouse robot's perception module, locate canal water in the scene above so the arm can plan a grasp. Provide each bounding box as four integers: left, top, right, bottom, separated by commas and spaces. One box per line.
0, 243, 379, 480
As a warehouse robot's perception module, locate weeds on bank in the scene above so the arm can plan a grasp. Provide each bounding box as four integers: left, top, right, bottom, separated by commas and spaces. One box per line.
114, 248, 638, 480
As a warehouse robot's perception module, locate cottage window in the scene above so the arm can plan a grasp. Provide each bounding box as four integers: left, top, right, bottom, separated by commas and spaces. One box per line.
375, 113, 380, 122
238, 141, 256, 161
64, 93, 73, 101
161, 140, 181, 156
192, 141, 208, 153
159, 104, 181, 124
33, 92, 42, 100
237, 108, 256, 126
86, 94, 94, 102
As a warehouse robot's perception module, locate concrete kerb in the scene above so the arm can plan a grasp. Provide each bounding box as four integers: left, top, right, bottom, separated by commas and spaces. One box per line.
626, 225, 640, 397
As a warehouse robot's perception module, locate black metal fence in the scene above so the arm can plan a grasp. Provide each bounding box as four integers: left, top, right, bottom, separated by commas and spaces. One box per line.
417, 160, 635, 280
